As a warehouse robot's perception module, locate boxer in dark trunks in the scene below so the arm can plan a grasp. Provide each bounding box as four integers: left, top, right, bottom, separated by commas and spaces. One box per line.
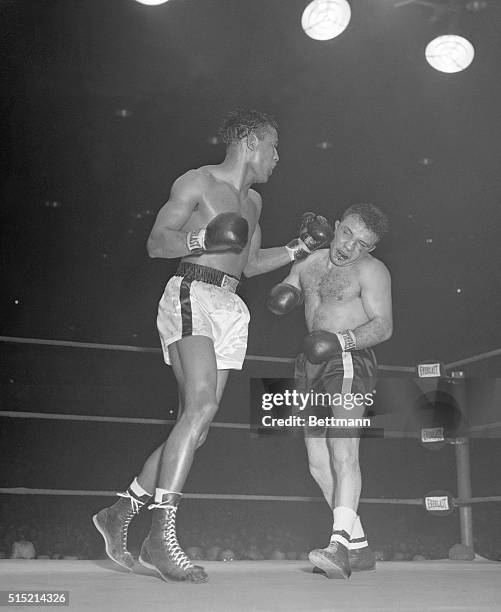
93, 109, 333, 583
268, 203, 392, 579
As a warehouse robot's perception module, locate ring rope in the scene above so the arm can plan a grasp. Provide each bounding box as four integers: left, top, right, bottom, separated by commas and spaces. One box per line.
0, 335, 413, 371
0, 410, 249, 429
0, 487, 421, 504
2, 487, 499, 506
2, 410, 500, 436
3, 335, 501, 369
446, 347, 501, 368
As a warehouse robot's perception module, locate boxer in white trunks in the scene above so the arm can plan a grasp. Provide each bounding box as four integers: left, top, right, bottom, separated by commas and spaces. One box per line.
93, 109, 333, 582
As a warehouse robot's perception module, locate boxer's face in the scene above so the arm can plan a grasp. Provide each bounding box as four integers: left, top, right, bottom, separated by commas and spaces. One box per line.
329, 214, 377, 266
248, 127, 279, 183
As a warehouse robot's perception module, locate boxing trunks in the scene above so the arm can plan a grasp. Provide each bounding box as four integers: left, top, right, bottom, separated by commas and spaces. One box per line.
157, 262, 250, 370
294, 348, 377, 429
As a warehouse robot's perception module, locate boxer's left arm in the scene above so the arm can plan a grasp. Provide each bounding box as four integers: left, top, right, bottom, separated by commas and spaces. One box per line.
244, 194, 331, 277
243, 191, 292, 277
243, 222, 293, 277
354, 259, 393, 349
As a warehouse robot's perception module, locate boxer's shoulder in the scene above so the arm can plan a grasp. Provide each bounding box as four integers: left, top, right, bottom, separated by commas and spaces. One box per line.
302, 248, 328, 268
357, 255, 391, 282
294, 249, 328, 280
172, 167, 215, 195
247, 188, 262, 215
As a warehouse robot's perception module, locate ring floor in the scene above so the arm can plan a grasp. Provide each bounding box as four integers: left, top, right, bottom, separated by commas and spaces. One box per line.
1, 559, 500, 611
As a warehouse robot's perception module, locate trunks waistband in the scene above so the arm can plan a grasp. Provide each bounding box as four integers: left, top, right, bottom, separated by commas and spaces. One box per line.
174, 262, 241, 293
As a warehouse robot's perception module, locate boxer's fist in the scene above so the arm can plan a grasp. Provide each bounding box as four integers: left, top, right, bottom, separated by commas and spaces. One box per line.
187, 212, 249, 253
206, 212, 249, 251
286, 213, 333, 261
303, 330, 343, 364
267, 283, 303, 315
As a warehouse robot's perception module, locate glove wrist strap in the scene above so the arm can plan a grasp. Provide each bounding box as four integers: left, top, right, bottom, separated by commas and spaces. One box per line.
285, 238, 311, 261
186, 228, 206, 252
336, 330, 357, 352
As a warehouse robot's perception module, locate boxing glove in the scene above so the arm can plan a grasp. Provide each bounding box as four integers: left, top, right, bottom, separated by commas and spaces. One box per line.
286, 212, 334, 261
303, 329, 357, 364
267, 283, 303, 315
187, 212, 249, 253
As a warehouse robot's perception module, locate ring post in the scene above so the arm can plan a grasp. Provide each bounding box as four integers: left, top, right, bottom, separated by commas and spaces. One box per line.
455, 436, 473, 548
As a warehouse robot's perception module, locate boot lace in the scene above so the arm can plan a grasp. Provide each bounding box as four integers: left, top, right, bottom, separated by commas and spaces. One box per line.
150, 503, 193, 572
116, 491, 143, 547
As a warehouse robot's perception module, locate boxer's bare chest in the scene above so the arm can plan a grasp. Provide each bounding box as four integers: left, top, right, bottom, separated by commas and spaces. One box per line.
302, 261, 361, 304
194, 178, 257, 232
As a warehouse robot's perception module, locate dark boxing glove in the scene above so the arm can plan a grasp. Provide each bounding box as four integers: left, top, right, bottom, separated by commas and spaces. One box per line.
303, 329, 357, 364
286, 212, 334, 261
267, 283, 303, 315
187, 212, 249, 253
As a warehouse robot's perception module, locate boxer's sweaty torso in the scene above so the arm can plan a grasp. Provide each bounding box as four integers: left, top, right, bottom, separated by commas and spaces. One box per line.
181, 167, 260, 277
299, 250, 372, 333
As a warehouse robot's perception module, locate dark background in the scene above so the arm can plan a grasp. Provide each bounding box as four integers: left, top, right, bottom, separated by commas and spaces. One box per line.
1, 0, 501, 557
2, 0, 501, 364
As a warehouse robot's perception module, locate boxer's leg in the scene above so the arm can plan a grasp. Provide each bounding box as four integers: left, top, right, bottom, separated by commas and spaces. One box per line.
139, 335, 228, 583
136, 353, 186, 494
329, 435, 361, 510
136, 344, 228, 493
306, 432, 374, 573
92, 340, 227, 574
304, 435, 335, 508
155, 335, 227, 493
309, 434, 360, 579
308, 354, 361, 579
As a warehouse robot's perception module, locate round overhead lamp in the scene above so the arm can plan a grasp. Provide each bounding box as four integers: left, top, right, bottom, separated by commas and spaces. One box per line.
301, 0, 351, 41
134, 0, 170, 6
425, 34, 475, 73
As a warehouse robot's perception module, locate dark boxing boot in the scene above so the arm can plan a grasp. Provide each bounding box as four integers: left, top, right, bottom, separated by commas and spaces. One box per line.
93, 489, 149, 570
309, 541, 351, 579
139, 492, 208, 583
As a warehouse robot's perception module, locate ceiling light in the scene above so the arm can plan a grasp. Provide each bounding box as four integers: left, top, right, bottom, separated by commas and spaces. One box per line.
425, 34, 475, 73
301, 0, 351, 41
134, 0, 170, 6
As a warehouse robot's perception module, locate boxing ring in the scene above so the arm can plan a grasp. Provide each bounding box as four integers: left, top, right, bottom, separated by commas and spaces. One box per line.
1, 335, 501, 611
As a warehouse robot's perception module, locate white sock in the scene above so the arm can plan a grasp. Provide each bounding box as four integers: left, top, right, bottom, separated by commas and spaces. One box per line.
129, 477, 152, 499
329, 506, 357, 548
349, 515, 368, 550
154, 488, 181, 504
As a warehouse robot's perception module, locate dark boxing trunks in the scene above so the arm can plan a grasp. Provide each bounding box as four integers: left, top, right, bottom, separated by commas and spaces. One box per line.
294, 349, 378, 424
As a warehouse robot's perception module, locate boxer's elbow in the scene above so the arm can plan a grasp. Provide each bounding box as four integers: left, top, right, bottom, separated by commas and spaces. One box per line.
382, 319, 393, 342
147, 231, 171, 258
147, 237, 161, 258
243, 258, 259, 278
243, 266, 258, 278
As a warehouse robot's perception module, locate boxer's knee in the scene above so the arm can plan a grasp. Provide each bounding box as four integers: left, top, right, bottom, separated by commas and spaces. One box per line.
331, 439, 360, 474
305, 436, 331, 488
308, 459, 331, 491
195, 429, 209, 448
178, 395, 219, 441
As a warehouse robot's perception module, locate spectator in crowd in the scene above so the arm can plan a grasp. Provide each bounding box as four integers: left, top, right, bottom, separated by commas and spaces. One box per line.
10, 531, 36, 559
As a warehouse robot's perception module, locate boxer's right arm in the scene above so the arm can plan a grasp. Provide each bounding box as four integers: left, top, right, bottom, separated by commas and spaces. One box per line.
147, 171, 206, 259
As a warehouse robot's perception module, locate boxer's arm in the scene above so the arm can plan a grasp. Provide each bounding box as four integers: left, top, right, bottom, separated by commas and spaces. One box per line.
243, 191, 292, 277
352, 260, 393, 349
147, 171, 208, 259
243, 222, 292, 277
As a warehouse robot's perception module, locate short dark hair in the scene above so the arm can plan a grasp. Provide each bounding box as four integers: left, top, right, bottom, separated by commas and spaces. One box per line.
341, 203, 389, 242
219, 109, 278, 146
